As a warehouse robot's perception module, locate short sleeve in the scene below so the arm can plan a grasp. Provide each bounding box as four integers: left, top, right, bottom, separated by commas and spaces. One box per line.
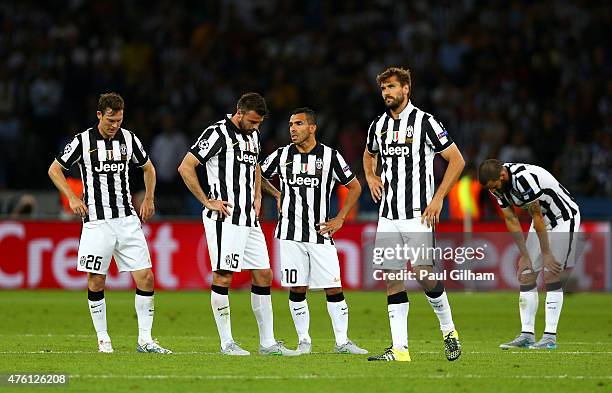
331, 150, 355, 186
260, 149, 281, 179
56, 135, 83, 169
366, 119, 379, 154
423, 116, 454, 153
131, 133, 149, 167
515, 173, 542, 204
189, 127, 224, 164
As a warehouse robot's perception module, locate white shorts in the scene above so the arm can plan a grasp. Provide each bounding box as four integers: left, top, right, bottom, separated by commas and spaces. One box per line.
203, 215, 270, 272
279, 239, 342, 289
373, 217, 434, 269
526, 213, 581, 272
77, 215, 152, 274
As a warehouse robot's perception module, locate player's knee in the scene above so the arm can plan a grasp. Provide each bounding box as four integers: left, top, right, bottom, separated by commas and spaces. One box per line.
324, 287, 342, 296
87, 273, 106, 291
385, 278, 405, 294
213, 270, 233, 287
252, 268, 272, 286
289, 286, 307, 294
517, 271, 537, 286
543, 271, 562, 284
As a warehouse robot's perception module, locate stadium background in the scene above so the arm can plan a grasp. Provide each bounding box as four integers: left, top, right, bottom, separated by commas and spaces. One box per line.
0, 0, 610, 291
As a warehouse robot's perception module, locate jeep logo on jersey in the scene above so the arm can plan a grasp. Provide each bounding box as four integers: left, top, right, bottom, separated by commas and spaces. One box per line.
382, 143, 411, 157
94, 161, 127, 173
236, 151, 258, 166
288, 174, 320, 187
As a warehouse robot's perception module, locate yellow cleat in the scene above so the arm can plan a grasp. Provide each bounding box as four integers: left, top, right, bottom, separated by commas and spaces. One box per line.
367, 346, 411, 361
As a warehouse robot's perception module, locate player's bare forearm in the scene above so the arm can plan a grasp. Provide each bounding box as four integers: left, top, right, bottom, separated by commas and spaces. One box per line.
528, 201, 552, 254
433, 144, 465, 201
261, 176, 280, 199
178, 153, 209, 205
362, 149, 377, 180
336, 178, 361, 220
141, 159, 156, 202
255, 165, 262, 199
48, 160, 79, 201
503, 207, 529, 257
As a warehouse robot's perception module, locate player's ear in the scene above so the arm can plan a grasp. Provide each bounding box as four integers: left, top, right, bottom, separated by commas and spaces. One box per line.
96, 111, 102, 121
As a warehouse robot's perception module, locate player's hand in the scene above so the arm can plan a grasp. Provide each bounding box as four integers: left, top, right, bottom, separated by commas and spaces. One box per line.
421, 196, 443, 228
542, 252, 562, 274
253, 195, 262, 218
140, 197, 155, 222
69, 196, 88, 218
517, 255, 534, 275
317, 217, 344, 236
366, 175, 384, 203
205, 199, 233, 217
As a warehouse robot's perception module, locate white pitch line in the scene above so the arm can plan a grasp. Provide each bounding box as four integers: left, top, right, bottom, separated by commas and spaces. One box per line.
68, 374, 612, 381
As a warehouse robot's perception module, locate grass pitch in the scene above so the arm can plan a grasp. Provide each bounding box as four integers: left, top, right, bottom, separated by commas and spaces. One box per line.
0, 290, 610, 392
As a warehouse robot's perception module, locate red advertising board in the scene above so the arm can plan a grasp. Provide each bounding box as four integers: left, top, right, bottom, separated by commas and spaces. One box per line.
0, 220, 609, 290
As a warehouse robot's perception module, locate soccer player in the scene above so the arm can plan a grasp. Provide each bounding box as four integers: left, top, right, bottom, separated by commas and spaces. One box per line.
363, 67, 465, 362
478, 159, 580, 349
47, 92, 172, 354
260, 108, 368, 355
178, 93, 296, 356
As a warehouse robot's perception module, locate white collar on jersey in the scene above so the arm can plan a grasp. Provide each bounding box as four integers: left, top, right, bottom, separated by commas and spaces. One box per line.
387, 100, 415, 119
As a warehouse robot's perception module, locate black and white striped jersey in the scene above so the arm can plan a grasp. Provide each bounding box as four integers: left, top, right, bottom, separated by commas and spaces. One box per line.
366, 101, 454, 220
190, 115, 261, 227
56, 126, 149, 222
492, 163, 580, 229
260, 142, 355, 244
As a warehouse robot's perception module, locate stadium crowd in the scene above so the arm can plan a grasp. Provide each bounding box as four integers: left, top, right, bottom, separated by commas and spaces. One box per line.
0, 0, 609, 217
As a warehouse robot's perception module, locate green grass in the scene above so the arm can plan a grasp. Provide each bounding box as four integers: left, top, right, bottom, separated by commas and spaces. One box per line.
0, 290, 610, 392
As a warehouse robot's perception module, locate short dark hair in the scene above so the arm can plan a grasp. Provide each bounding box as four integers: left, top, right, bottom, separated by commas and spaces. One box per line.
291, 107, 317, 125
376, 66, 412, 91
478, 159, 504, 185
98, 92, 124, 113
237, 92, 268, 117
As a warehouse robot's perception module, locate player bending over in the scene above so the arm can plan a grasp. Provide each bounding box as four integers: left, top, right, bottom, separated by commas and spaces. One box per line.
479, 159, 580, 349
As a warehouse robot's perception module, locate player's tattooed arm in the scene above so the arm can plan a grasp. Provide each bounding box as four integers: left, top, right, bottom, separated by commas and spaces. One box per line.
502, 206, 531, 267
318, 177, 361, 236
527, 201, 560, 274
178, 153, 232, 217
259, 166, 281, 213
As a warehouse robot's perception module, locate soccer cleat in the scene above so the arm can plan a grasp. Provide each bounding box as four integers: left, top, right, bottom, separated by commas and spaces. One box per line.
443, 330, 462, 361
220, 341, 250, 356
528, 334, 557, 350
259, 341, 300, 356
98, 339, 113, 353
137, 340, 173, 354
335, 340, 369, 355
367, 346, 411, 361
499, 333, 535, 350
296, 339, 312, 355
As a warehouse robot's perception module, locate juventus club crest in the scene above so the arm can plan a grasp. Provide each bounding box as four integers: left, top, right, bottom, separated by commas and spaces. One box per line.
316, 158, 323, 170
